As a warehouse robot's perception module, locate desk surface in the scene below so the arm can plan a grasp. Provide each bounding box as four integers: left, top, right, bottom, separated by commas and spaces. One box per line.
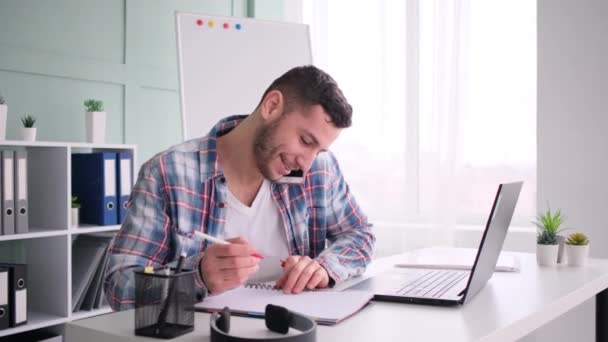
66, 252, 608, 342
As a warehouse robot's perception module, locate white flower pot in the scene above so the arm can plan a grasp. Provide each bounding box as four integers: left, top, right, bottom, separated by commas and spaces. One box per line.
21, 127, 37, 141
86, 111, 106, 143
566, 244, 590, 267
0, 104, 7, 140
536, 244, 559, 266
71, 208, 79, 227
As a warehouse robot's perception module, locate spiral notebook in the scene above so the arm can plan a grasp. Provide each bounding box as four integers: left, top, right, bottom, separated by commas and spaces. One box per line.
194, 283, 374, 325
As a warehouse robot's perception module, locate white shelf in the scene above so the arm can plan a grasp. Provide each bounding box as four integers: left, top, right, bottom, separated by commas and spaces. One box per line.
0, 142, 136, 338
0, 228, 67, 242
0, 311, 68, 338
69, 142, 136, 150
70, 307, 113, 321
70, 225, 121, 235
0, 140, 70, 147
0, 140, 136, 150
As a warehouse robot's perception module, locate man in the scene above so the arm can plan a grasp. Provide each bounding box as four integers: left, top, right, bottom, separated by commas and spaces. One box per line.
104, 65, 375, 311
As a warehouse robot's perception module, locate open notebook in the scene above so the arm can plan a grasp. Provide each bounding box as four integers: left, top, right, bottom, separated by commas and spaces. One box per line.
195, 283, 374, 325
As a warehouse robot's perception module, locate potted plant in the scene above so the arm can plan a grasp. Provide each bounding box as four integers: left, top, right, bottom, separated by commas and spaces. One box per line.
0, 92, 7, 140
84, 99, 106, 143
565, 232, 590, 266
533, 207, 566, 266
21, 114, 37, 141
71, 196, 81, 227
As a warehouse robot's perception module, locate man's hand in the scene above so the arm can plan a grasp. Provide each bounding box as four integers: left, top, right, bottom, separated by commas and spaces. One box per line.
199, 237, 260, 294
275, 256, 330, 294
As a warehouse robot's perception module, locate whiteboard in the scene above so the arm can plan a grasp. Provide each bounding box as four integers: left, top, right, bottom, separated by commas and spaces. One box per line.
176, 12, 312, 140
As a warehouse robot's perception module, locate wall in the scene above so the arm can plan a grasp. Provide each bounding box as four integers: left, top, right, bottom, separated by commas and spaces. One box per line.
0, 0, 284, 165
521, 1, 608, 341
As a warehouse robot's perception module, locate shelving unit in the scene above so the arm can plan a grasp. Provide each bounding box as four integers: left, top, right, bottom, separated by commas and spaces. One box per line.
0, 140, 136, 338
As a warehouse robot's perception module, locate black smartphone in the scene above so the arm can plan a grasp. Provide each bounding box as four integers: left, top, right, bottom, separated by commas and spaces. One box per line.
277, 169, 304, 184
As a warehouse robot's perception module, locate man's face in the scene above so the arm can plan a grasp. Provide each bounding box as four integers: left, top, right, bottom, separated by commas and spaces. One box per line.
254, 104, 342, 181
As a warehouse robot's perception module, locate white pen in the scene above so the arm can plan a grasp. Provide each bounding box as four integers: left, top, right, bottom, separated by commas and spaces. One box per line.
192, 231, 265, 259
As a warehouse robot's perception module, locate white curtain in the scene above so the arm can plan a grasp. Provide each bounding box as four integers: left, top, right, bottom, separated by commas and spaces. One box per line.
300, 0, 536, 249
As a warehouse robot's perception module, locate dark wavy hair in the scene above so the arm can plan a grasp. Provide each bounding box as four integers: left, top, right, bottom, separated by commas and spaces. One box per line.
257, 65, 352, 128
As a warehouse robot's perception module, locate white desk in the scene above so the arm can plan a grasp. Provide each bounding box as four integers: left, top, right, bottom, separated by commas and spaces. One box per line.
66, 252, 608, 341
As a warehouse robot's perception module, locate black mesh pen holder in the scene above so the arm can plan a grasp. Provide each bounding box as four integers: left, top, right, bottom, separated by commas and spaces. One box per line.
134, 268, 195, 339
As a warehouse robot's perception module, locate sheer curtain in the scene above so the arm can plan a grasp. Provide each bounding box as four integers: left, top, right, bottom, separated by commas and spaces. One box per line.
300, 0, 536, 249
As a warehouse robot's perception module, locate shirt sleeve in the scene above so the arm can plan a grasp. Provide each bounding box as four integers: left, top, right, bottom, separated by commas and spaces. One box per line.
314, 152, 375, 284
103, 156, 207, 311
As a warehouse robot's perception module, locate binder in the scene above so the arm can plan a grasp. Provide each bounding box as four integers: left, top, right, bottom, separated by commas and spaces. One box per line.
0, 263, 27, 327
0, 267, 9, 330
1, 151, 15, 235
72, 152, 118, 226
14, 151, 28, 234
116, 152, 133, 224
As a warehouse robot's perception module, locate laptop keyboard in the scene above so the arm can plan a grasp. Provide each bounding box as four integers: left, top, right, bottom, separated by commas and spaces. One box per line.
396, 270, 469, 298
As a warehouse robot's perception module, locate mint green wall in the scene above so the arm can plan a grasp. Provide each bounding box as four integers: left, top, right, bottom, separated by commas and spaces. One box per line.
0, 0, 284, 164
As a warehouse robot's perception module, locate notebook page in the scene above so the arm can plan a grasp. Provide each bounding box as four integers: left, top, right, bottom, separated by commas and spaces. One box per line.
195, 286, 373, 324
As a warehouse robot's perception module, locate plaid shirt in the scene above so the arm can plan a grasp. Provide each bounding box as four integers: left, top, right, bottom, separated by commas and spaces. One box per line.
104, 115, 375, 311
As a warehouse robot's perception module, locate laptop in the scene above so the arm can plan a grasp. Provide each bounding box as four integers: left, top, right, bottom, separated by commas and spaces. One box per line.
351, 181, 523, 306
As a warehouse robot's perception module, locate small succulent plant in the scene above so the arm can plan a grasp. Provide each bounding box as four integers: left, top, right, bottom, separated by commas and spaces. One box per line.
533, 206, 566, 245
84, 99, 104, 112
566, 232, 589, 246
71, 196, 81, 209
21, 115, 36, 128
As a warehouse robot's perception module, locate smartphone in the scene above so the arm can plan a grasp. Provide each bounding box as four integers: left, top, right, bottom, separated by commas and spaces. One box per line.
277, 169, 305, 184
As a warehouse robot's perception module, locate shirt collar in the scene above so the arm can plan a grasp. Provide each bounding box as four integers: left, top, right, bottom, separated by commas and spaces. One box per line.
198, 115, 248, 183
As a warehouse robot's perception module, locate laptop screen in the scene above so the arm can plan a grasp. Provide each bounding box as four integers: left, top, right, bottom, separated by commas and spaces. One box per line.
461, 181, 523, 304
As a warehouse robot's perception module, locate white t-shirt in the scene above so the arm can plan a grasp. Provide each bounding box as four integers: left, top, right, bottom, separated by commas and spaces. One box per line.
223, 179, 289, 283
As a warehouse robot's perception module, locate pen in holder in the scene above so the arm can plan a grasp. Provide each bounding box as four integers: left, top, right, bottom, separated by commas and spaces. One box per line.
134, 261, 195, 339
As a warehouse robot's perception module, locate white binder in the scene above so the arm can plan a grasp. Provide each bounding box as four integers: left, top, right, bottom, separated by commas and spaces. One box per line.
1, 151, 15, 235
14, 151, 28, 234
117, 152, 133, 224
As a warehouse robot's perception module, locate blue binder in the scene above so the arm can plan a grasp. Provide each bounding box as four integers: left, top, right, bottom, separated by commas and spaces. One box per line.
116, 152, 133, 224
72, 152, 118, 226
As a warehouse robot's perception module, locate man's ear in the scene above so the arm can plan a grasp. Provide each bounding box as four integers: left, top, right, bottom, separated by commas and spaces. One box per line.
260, 90, 284, 121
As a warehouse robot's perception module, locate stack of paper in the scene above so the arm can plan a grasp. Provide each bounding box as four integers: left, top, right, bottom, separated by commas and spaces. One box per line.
393, 247, 520, 272
71, 233, 115, 311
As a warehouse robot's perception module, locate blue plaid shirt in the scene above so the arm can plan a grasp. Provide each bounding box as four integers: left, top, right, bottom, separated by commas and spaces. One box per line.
104, 115, 375, 311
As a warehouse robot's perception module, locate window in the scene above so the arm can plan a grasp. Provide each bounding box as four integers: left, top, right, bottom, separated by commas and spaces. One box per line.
301, 0, 536, 229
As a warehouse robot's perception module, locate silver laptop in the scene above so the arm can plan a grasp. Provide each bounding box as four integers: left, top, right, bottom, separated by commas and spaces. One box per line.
351, 181, 523, 306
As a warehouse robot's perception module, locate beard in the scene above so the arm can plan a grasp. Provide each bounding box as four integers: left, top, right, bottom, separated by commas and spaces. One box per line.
253, 116, 284, 180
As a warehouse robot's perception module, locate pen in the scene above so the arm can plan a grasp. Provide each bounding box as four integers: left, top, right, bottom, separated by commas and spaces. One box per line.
192, 231, 265, 259
156, 252, 186, 334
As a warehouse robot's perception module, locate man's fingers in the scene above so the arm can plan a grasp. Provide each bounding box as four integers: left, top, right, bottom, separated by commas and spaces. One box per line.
275, 256, 301, 289
221, 264, 259, 284
212, 242, 256, 257
306, 268, 328, 289
225, 236, 248, 245
215, 255, 259, 270
282, 257, 313, 293
292, 263, 320, 293
281, 255, 300, 271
